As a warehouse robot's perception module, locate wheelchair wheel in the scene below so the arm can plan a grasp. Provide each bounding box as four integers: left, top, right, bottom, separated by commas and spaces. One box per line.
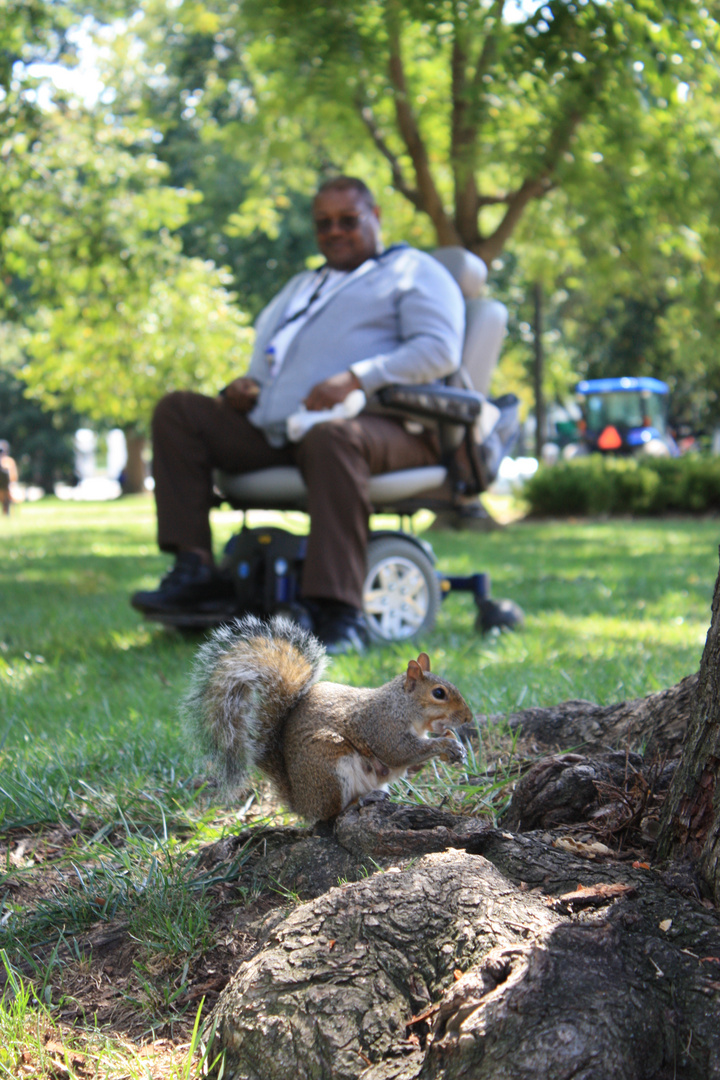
363, 536, 441, 642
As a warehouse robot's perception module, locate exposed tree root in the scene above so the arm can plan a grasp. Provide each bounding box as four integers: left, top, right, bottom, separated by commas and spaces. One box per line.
206, 799, 720, 1080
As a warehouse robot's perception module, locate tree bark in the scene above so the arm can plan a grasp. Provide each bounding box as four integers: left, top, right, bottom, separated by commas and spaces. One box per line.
657, 556, 720, 903
533, 281, 545, 460
121, 430, 146, 495
205, 802, 720, 1080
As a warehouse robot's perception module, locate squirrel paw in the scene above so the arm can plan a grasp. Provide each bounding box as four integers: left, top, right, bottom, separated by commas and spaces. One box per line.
441, 737, 467, 766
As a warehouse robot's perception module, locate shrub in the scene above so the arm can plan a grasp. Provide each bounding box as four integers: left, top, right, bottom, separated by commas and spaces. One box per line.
523, 454, 720, 517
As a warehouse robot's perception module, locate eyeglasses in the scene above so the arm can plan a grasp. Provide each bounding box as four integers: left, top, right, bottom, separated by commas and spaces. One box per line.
314, 212, 366, 234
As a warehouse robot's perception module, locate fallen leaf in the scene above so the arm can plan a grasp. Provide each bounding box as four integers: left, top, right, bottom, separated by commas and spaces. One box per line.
632, 861, 651, 870
553, 836, 613, 859
548, 882, 636, 910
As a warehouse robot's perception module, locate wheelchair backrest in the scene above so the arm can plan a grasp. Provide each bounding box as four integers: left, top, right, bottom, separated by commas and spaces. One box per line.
432, 247, 507, 397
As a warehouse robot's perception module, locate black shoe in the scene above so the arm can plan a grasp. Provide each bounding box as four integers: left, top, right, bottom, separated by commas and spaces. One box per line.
131, 553, 235, 614
314, 604, 370, 655
430, 501, 501, 532
273, 602, 316, 634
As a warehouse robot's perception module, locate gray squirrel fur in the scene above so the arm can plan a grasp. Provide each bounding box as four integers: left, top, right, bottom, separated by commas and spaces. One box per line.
182, 614, 327, 791
182, 614, 471, 822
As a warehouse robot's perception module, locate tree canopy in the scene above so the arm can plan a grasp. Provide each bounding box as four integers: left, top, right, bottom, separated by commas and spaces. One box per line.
1, 2, 251, 436
94, 0, 720, 431
10, 109, 252, 430
118, 1, 712, 254
3, 0, 720, 435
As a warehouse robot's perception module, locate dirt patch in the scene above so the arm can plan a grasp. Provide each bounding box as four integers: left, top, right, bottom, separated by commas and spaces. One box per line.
0, 796, 295, 1063
3, 869, 284, 1037
53, 892, 279, 1040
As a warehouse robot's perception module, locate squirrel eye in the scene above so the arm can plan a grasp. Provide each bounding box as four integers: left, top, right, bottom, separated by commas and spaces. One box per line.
432, 687, 447, 700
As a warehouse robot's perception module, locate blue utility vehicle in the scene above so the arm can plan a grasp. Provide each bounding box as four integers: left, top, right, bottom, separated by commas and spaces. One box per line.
570, 376, 678, 457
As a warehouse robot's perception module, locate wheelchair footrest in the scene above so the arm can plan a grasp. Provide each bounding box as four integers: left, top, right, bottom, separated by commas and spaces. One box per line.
440, 572, 525, 634
441, 572, 491, 600
144, 606, 240, 629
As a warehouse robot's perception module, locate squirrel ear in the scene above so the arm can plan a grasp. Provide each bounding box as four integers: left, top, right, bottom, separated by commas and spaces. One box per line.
417, 653, 430, 672
405, 659, 422, 690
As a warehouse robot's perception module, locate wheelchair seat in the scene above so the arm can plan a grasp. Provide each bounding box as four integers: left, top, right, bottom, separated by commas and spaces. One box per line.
217, 464, 449, 511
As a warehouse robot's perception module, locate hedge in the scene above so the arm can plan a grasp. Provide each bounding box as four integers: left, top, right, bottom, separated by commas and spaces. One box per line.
522, 454, 720, 517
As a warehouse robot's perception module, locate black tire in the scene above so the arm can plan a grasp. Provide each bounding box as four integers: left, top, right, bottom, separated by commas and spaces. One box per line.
363, 536, 441, 642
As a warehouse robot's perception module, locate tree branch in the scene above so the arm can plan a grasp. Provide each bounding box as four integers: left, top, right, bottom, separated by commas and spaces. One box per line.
471, 0, 505, 96
477, 107, 583, 262
473, 177, 546, 261
451, 0, 504, 247
355, 97, 423, 210
450, 29, 478, 243
476, 194, 513, 207
384, 0, 459, 246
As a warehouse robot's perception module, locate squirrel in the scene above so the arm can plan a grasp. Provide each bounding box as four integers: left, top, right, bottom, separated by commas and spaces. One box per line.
182, 614, 472, 823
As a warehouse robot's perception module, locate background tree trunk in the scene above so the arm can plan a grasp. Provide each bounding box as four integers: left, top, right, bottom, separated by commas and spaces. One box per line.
657, 553, 720, 903
121, 430, 147, 495
533, 281, 545, 461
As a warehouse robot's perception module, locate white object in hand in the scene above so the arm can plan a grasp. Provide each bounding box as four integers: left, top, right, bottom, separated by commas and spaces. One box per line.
286, 389, 367, 443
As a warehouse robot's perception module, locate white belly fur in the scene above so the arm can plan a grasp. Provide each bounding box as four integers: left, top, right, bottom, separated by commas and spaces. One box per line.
335, 753, 408, 810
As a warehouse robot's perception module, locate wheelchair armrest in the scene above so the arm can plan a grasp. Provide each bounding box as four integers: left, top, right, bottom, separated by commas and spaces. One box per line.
376, 383, 484, 425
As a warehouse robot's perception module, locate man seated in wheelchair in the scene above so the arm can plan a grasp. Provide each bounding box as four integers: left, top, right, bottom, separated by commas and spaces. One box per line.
131, 175, 465, 653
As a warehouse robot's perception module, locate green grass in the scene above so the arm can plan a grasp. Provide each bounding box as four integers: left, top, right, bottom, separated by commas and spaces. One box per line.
0, 495, 717, 1071
0, 949, 210, 1078
1, 495, 715, 830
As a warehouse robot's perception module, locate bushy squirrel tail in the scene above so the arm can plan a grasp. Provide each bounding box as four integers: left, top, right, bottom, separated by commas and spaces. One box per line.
182, 614, 328, 792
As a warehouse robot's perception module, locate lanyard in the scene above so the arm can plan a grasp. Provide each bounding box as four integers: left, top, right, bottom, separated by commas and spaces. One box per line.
273, 270, 331, 335
265, 245, 410, 370
275, 245, 407, 336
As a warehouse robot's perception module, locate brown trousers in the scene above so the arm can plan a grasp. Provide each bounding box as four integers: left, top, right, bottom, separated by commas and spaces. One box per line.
151, 391, 439, 609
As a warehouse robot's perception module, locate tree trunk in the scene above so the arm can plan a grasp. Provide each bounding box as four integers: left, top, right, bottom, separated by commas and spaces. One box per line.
121, 430, 147, 495
533, 281, 545, 461
657, 554, 720, 903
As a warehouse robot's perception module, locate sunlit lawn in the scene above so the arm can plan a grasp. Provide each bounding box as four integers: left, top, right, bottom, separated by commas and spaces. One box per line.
1, 495, 716, 814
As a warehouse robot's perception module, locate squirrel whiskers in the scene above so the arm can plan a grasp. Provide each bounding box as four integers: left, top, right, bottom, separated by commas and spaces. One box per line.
183, 614, 471, 823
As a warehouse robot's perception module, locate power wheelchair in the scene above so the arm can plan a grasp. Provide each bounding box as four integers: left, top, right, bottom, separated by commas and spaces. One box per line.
151, 247, 524, 641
